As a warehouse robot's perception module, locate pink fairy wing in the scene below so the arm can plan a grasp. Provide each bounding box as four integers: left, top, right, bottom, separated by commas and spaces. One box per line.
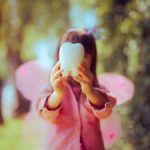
100, 111, 122, 148
22, 111, 48, 149
15, 60, 51, 101
98, 73, 134, 105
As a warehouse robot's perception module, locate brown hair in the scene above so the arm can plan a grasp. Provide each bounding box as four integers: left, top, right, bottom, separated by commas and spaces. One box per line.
55, 29, 99, 87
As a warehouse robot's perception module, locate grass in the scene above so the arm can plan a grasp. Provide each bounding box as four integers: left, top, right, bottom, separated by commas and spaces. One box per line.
0, 118, 43, 150
0, 117, 134, 150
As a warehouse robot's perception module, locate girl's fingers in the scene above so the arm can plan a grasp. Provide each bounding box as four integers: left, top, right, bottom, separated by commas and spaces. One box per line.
52, 69, 64, 81
78, 64, 90, 77
51, 61, 60, 75
78, 71, 89, 81
74, 76, 86, 84
73, 76, 80, 83
51, 70, 65, 86
54, 76, 67, 87
51, 61, 61, 81
78, 66, 93, 82
78, 64, 87, 73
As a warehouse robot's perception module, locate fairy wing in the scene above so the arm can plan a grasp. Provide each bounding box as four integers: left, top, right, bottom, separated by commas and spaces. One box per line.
15, 60, 52, 149
15, 60, 52, 101
100, 111, 122, 148
15, 61, 51, 148
98, 73, 135, 105
22, 111, 48, 150
98, 72, 134, 147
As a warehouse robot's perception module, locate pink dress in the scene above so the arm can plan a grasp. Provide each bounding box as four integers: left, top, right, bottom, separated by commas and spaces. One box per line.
34, 84, 116, 150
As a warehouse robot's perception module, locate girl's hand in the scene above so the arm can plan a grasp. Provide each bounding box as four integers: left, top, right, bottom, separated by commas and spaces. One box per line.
73, 63, 94, 93
50, 61, 67, 96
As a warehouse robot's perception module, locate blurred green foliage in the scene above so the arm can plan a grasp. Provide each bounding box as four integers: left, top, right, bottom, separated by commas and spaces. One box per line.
0, 119, 39, 150
0, 0, 150, 150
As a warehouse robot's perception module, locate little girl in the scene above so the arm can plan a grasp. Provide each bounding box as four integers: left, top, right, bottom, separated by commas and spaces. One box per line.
35, 28, 116, 150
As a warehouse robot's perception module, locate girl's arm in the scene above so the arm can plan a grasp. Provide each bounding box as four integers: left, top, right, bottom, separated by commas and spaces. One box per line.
34, 88, 62, 122
83, 86, 109, 108
48, 61, 67, 109
73, 63, 108, 108
85, 86, 116, 119
73, 63, 116, 119
87, 87, 116, 119
46, 91, 64, 109
35, 61, 67, 121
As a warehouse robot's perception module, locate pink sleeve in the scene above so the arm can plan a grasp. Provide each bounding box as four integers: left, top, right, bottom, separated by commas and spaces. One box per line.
34, 88, 62, 122
88, 85, 117, 119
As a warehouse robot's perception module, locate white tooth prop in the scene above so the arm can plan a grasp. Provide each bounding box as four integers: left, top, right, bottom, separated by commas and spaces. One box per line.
59, 42, 85, 76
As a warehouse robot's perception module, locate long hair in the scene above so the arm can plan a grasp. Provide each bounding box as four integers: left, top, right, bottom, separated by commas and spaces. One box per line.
55, 29, 99, 87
